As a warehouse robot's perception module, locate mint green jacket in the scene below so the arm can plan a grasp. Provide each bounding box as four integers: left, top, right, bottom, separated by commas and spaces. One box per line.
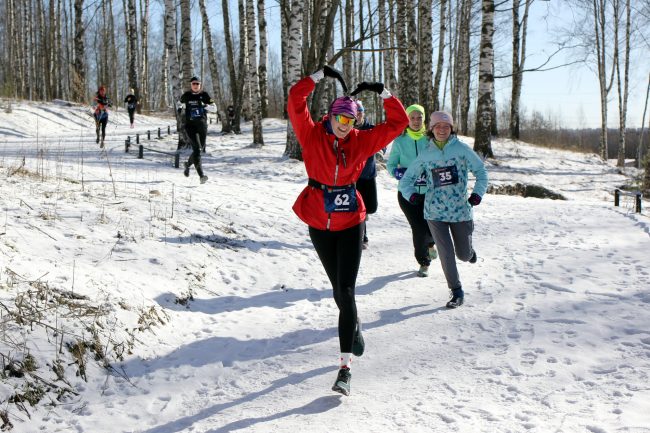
387, 132, 430, 194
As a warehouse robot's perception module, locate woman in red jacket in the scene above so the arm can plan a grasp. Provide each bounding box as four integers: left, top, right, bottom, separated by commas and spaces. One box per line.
287, 67, 408, 396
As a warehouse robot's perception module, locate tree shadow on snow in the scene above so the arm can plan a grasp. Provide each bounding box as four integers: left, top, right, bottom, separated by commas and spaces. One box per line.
119, 303, 439, 378
155, 271, 415, 314
138, 366, 336, 433
204, 396, 343, 433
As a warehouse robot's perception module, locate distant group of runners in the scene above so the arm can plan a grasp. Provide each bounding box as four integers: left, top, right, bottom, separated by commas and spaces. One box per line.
91, 77, 217, 185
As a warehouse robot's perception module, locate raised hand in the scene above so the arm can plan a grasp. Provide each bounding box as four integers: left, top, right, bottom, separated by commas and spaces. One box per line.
350, 82, 385, 96
323, 65, 348, 94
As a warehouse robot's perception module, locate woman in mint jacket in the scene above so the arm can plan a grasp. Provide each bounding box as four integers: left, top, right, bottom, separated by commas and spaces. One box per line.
398, 111, 488, 309
387, 104, 437, 277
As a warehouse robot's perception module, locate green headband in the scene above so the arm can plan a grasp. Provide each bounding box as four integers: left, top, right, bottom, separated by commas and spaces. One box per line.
405, 104, 425, 118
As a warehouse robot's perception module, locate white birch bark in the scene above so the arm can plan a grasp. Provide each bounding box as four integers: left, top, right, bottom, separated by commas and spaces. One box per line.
473, 0, 495, 158
246, 0, 264, 145
283, 0, 304, 160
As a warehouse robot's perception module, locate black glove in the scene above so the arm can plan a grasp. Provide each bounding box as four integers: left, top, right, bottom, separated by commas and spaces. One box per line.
468, 193, 482, 206
323, 65, 348, 94
350, 82, 385, 96
409, 193, 424, 205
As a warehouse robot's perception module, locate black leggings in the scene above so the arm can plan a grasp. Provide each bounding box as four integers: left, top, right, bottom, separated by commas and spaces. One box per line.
128, 109, 135, 124
185, 120, 207, 177
309, 223, 363, 353
95, 116, 107, 139
397, 191, 434, 266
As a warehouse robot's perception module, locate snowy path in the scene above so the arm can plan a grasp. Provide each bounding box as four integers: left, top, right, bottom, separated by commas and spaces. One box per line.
1, 110, 649, 433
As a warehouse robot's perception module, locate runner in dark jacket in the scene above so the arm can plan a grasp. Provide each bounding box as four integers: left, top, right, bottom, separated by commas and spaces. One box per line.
124, 89, 138, 128
288, 67, 408, 395
178, 76, 216, 184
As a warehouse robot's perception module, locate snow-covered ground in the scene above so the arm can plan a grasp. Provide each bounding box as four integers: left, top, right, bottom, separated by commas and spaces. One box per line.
0, 100, 649, 433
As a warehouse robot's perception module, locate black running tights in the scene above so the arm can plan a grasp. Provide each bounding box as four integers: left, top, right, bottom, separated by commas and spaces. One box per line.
309, 223, 363, 353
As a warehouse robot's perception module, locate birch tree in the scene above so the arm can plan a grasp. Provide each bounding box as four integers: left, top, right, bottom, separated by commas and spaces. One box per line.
140, 0, 150, 111
164, 0, 182, 142
126, 0, 139, 103
246, 0, 264, 145
72, 0, 85, 102
258, 0, 269, 118
418, 0, 433, 112
474, 0, 495, 158
432, 0, 448, 112
509, 0, 532, 139
379, 0, 397, 92
454, 0, 472, 134
198, 0, 226, 128
179, 0, 192, 81
615, 0, 631, 167
283, 0, 304, 160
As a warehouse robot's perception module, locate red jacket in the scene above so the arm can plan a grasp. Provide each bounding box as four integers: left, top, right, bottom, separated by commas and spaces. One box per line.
288, 76, 408, 231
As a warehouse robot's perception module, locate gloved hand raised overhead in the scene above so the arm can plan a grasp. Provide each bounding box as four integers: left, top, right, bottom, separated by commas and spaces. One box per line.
323, 65, 348, 94
350, 82, 385, 96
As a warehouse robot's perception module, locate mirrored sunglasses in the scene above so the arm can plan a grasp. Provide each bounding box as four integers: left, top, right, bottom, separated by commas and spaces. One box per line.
191, 82, 201, 86
334, 114, 355, 126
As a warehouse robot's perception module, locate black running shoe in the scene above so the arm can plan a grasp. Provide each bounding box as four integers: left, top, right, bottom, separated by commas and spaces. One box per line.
183, 162, 190, 177
446, 288, 464, 309
331, 367, 351, 396
352, 320, 365, 357
469, 250, 477, 264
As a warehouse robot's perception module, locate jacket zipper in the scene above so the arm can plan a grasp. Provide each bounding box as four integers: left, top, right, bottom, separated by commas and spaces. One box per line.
327, 139, 341, 230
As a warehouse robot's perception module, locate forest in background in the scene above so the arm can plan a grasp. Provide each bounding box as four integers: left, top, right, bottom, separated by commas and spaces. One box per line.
0, 0, 649, 188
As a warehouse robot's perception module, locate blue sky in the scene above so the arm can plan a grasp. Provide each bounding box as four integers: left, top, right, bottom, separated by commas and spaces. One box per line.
510, 2, 649, 129
207, 1, 648, 129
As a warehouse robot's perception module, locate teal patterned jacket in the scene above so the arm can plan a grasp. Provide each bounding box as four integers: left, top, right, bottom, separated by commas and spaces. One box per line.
398, 135, 488, 222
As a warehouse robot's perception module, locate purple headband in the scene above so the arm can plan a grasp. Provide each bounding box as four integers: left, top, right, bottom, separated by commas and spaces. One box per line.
329, 96, 358, 118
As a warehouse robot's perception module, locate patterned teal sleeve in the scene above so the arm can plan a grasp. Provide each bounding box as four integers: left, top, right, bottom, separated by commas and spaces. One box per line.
467, 149, 488, 197
398, 158, 425, 199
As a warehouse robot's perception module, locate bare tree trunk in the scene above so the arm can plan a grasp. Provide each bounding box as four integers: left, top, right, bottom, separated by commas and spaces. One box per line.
246, 0, 264, 145
164, 0, 183, 142
222, 0, 246, 133
107, 0, 118, 106
379, 0, 397, 92
258, 0, 269, 118
405, 0, 418, 104
432, 0, 447, 112
283, 0, 304, 160
343, 0, 354, 81
179, 0, 192, 82
304, 0, 340, 115
127, 0, 139, 102
509, 0, 532, 140
474, 0, 495, 158
72, 0, 85, 102
49, 0, 59, 98
592, 0, 616, 160
638, 72, 649, 170
616, 0, 630, 168
198, 0, 225, 127
238, 0, 250, 124
140, 0, 150, 112
456, 0, 471, 134
280, 0, 290, 118
396, 0, 407, 100
418, 0, 433, 113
